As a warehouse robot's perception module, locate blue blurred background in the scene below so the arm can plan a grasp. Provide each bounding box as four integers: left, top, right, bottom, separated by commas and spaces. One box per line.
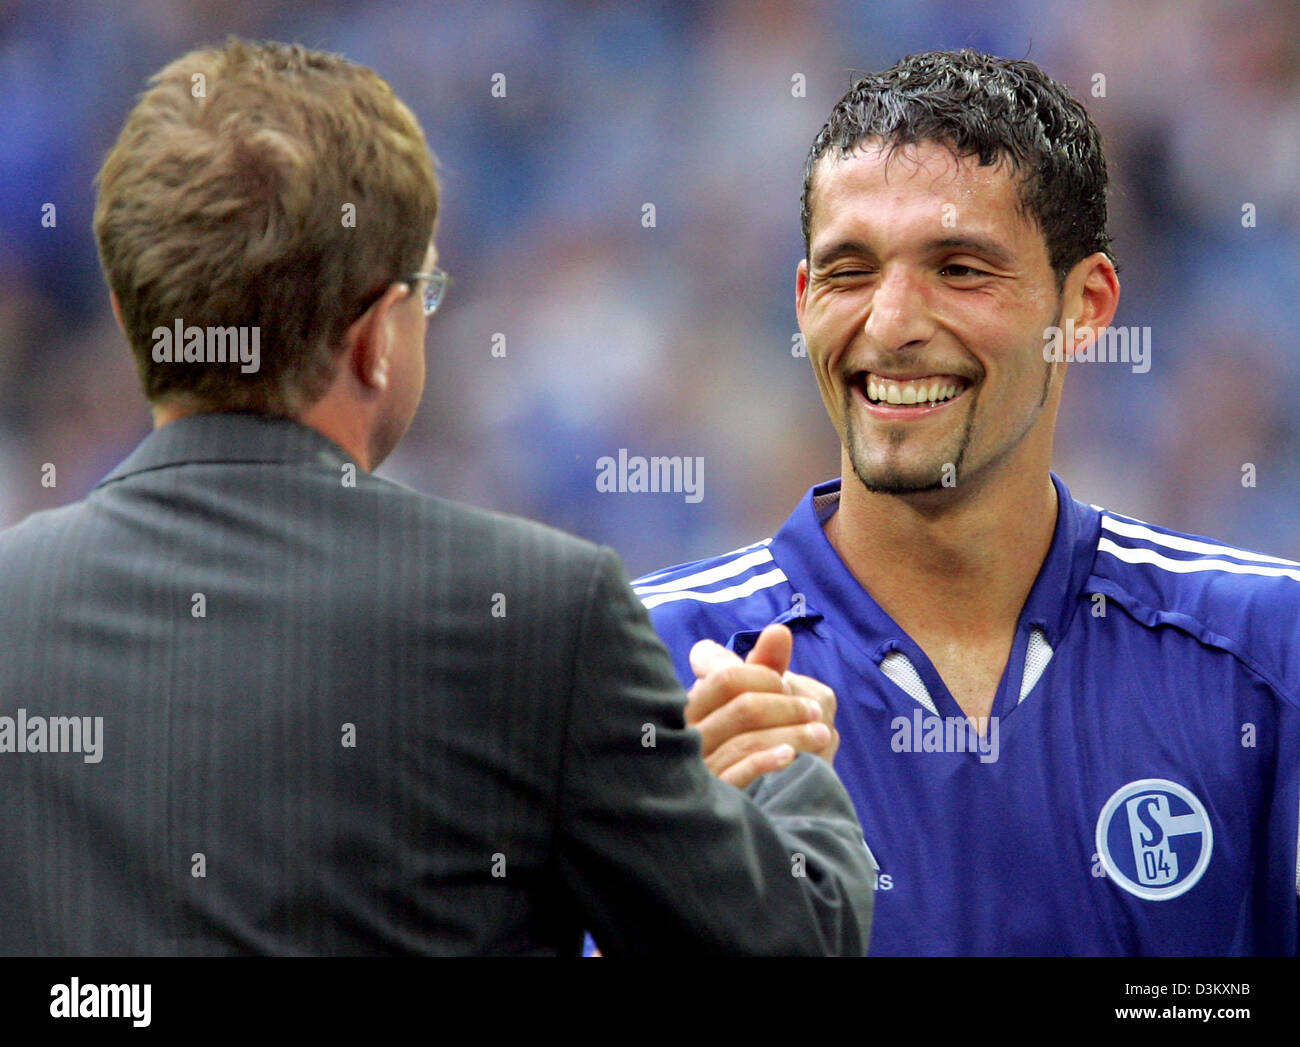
2, 0, 1298, 576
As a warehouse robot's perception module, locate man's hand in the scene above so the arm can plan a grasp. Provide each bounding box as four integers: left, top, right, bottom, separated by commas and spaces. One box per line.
685, 624, 839, 788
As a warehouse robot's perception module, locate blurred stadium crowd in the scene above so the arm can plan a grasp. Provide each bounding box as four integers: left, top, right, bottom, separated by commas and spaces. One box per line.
2, 0, 1298, 574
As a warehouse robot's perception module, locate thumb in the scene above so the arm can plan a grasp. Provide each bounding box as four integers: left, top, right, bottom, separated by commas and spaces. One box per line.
689, 638, 742, 680
745, 623, 792, 677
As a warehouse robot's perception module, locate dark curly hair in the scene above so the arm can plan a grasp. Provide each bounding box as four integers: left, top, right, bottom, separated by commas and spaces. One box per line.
801, 49, 1115, 288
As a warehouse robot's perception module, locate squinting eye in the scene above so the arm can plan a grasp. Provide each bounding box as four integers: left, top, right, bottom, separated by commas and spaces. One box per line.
941, 264, 986, 278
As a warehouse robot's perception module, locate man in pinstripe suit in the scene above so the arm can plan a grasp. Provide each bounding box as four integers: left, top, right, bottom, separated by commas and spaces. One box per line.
0, 39, 875, 956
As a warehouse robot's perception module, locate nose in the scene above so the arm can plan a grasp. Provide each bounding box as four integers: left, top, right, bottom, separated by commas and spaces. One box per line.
862, 265, 935, 355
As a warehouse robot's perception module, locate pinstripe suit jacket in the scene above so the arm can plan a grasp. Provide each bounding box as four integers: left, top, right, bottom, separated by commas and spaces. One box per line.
0, 411, 874, 955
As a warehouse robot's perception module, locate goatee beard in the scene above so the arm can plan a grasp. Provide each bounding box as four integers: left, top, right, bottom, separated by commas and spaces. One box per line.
843, 395, 969, 495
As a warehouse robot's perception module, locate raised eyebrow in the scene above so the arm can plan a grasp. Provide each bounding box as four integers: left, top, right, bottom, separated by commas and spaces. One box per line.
924, 236, 1015, 268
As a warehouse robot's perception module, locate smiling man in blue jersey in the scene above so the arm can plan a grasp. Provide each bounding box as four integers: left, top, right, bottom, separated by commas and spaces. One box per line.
634, 49, 1300, 955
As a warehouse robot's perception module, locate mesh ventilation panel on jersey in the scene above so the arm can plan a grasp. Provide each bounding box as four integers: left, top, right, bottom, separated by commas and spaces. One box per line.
1018, 628, 1054, 705
879, 650, 939, 714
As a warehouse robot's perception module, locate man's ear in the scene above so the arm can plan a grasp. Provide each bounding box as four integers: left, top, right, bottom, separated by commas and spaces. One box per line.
344, 282, 410, 392
795, 258, 810, 325
1060, 253, 1120, 358
109, 291, 125, 334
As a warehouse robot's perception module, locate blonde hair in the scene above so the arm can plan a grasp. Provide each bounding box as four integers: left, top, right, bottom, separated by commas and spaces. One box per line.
94, 37, 439, 414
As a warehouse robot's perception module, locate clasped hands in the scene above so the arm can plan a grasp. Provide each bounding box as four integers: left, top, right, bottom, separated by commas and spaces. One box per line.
685, 624, 839, 788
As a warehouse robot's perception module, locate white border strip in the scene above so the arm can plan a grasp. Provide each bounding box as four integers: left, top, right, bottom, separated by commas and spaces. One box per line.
634, 546, 774, 596
1099, 538, 1300, 582
1101, 515, 1300, 568
640, 568, 788, 609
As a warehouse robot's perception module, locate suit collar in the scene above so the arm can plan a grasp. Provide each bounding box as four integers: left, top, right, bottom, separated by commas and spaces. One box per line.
94, 411, 355, 489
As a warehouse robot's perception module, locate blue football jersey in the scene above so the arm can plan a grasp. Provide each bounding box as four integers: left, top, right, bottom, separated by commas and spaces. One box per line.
633, 473, 1300, 955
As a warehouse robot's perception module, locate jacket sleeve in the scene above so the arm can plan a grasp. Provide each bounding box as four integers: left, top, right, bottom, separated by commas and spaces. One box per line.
553, 546, 875, 955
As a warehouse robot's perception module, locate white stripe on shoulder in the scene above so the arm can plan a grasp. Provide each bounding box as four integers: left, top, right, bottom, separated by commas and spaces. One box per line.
639, 568, 788, 610
633, 543, 773, 596
1098, 537, 1300, 582
1100, 514, 1300, 568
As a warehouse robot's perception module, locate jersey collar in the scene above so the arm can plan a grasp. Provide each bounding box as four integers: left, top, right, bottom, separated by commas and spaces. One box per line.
769, 471, 1101, 662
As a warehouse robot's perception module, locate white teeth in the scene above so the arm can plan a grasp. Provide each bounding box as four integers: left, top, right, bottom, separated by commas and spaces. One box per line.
865, 374, 964, 405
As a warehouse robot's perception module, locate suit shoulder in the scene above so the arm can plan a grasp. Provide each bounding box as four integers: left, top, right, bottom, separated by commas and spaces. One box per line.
364, 473, 603, 566
358, 476, 618, 631
1090, 505, 1300, 704
0, 501, 92, 563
